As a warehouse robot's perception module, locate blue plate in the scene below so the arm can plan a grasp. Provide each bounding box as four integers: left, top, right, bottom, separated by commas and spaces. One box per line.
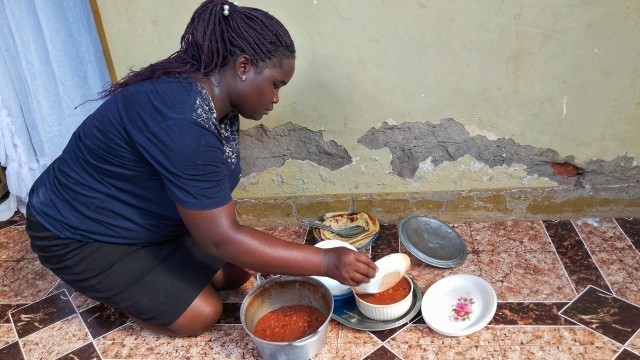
332, 291, 355, 300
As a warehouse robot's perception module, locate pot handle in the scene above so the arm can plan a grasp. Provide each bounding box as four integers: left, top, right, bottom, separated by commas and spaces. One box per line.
256, 273, 280, 284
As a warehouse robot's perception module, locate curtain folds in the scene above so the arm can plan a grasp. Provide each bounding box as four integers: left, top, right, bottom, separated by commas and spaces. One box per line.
0, 0, 110, 219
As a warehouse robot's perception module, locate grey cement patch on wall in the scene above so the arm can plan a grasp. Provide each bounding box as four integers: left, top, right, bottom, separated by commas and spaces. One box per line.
358, 118, 639, 188
240, 122, 352, 175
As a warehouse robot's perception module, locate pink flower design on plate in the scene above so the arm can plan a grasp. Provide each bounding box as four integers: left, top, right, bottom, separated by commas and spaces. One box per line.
448, 294, 475, 322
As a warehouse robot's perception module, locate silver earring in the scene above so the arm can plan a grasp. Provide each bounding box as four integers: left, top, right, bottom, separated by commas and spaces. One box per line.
241, 75, 246, 81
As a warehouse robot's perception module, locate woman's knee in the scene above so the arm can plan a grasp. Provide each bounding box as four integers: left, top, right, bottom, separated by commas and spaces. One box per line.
169, 286, 223, 337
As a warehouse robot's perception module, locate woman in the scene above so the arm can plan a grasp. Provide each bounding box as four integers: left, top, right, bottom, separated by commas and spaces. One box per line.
26, 0, 376, 337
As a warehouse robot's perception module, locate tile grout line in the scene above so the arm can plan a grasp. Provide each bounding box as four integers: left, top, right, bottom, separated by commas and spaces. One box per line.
541, 220, 579, 297
9, 289, 78, 339
359, 334, 385, 360
82, 303, 133, 342
68, 291, 106, 360
7, 304, 25, 360
556, 286, 615, 346
612, 218, 640, 255
14, 289, 77, 360
570, 219, 617, 297
559, 285, 639, 348
610, 218, 640, 292
384, 344, 404, 360
612, 218, 640, 289
622, 327, 640, 347
465, 223, 483, 281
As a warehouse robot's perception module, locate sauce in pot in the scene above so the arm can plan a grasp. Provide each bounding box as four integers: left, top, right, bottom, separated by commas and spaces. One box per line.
253, 305, 325, 342
356, 276, 411, 305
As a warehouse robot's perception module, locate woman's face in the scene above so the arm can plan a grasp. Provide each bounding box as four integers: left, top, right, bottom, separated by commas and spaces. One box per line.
230, 57, 295, 121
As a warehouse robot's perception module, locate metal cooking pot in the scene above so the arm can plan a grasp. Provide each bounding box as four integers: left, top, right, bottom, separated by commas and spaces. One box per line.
240, 275, 334, 360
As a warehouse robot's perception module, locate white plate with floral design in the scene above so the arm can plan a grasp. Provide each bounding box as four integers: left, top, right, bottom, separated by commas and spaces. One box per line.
421, 274, 497, 336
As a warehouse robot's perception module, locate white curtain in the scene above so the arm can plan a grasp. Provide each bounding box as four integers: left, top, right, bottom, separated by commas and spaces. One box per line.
0, 0, 110, 219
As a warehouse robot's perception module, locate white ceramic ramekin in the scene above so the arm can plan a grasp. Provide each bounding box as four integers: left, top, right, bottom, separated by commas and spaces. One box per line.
354, 275, 413, 321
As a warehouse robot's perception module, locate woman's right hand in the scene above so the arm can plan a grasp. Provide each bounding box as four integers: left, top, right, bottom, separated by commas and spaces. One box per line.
321, 247, 378, 286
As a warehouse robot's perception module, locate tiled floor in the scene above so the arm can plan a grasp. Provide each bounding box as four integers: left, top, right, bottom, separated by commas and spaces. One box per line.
1, 211, 639, 359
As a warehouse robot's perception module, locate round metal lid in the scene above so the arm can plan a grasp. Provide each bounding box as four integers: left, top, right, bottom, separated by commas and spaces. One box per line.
398, 215, 467, 268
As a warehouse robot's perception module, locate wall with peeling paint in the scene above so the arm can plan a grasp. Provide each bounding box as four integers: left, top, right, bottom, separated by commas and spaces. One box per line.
97, 0, 639, 200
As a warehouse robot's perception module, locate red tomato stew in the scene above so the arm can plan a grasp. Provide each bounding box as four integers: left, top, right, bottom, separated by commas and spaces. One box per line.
356, 277, 411, 305
253, 305, 326, 342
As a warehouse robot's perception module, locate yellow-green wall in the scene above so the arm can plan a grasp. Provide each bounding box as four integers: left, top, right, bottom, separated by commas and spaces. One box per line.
95, 0, 640, 198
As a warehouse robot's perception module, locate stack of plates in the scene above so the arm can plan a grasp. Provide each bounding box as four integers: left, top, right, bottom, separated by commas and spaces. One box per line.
398, 215, 467, 268
421, 274, 497, 336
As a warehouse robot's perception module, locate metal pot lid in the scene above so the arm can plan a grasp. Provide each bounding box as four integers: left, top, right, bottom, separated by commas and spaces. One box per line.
398, 215, 467, 268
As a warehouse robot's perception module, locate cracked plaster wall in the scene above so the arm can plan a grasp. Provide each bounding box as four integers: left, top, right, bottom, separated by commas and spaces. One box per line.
99, 0, 640, 199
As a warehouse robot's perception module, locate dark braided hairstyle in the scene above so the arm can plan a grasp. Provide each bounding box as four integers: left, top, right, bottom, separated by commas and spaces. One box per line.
101, 0, 295, 98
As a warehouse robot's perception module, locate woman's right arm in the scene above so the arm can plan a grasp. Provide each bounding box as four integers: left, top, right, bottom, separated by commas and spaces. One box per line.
177, 201, 377, 286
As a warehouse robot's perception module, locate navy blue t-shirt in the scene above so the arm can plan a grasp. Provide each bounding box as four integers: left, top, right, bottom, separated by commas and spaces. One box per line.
28, 75, 242, 244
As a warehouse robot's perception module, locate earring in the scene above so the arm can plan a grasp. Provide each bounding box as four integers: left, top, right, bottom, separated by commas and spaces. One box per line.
241, 75, 246, 81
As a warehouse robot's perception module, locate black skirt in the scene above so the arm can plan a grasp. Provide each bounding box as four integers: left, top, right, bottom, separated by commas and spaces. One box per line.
26, 213, 225, 326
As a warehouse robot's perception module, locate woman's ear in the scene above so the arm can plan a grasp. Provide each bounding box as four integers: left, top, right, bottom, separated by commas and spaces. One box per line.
236, 55, 253, 81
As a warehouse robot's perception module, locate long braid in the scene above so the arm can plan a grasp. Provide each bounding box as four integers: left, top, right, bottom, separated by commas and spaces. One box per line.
101, 0, 295, 98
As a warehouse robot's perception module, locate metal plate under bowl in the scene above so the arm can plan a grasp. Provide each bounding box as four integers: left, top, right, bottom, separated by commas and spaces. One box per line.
330, 278, 422, 331
398, 215, 468, 268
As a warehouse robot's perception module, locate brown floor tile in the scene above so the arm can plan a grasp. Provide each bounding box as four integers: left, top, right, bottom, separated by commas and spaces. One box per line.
0, 341, 24, 360
0, 211, 25, 230
450, 222, 475, 253
95, 323, 220, 359
209, 325, 262, 359
371, 224, 399, 255
363, 345, 401, 360
615, 349, 640, 360
79, 302, 130, 339
412, 314, 426, 325
256, 226, 307, 243
496, 326, 620, 359
48, 281, 99, 311
590, 250, 640, 306
496, 325, 616, 345
574, 218, 634, 251
616, 218, 640, 252
469, 221, 554, 252
335, 323, 383, 359
304, 227, 316, 245
629, 331, 640, 354
0, 226, 33, 261
560, 286, 640, 345
401, 243, 482, 293
219, 302, 241, 324
477, 251, 575, 301
500, 345, 620, 360
543, 219, 611, 294
21, 315, 92, 360
0, 303, 27, 324
313, 321, 340, 360
0, 257, 60, 303
220, 276, 257, 302
55, 342, 101, 360
11, 290, 76, 338
0, 324, 17, 348
491, 302, 574, 325
369, 323, 410, 342
386, 325, 502, 359
0, 218, 635, 359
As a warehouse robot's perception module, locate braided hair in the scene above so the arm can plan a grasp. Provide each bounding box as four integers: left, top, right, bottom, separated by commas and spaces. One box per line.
101, 0, 295, 98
